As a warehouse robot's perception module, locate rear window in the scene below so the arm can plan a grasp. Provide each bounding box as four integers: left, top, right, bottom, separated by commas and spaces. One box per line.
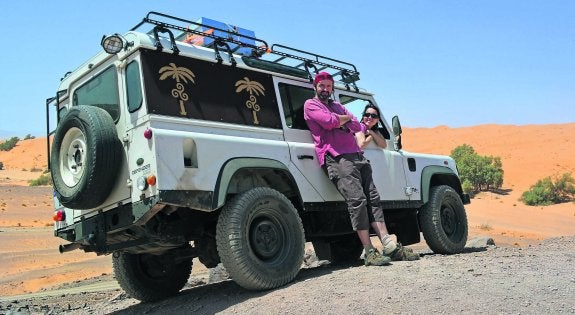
73, 66, 120, 121
126, 61, 143, 112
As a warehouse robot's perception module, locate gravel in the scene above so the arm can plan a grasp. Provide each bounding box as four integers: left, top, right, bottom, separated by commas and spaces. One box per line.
2, 235, 574, 314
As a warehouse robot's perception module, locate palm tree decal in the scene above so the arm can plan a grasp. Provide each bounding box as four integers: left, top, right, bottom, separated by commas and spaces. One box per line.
159, 63, 196, 115
235, 77, 265, 124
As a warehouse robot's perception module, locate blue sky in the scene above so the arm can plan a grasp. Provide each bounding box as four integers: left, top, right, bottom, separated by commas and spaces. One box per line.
1, 1, 573, 138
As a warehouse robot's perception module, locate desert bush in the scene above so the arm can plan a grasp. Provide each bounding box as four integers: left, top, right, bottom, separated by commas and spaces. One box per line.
28, 173, 52, 186
0, 137, 19, 151
30, 167, 43, 172
23, 134, 35, 140
521, 173, 575, 206
461, 179, 474, 197
0, 161, 3, 170
479, 223, 492, 231
451, 144, 504, 194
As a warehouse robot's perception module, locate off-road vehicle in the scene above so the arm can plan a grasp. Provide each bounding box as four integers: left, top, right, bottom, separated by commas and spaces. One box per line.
46, 12, 470, 302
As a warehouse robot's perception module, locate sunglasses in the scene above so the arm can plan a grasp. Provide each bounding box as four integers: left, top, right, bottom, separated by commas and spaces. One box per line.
363, 113, 379, 119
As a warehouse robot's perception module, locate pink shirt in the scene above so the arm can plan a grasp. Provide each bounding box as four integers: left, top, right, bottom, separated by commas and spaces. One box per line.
303, 97, 366, 165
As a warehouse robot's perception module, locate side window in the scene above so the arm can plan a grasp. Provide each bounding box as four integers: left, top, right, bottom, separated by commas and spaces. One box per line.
141, 49, 282, 128
126, 61, 143, 112
339, 94, 390, 140
73, 66, 120, 121
279, 83, 314, 130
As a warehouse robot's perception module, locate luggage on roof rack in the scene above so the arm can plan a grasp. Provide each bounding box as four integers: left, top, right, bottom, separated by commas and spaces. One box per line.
131, 11, 361, 90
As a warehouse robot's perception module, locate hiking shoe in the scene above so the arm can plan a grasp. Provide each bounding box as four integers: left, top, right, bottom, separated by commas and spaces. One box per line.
402, 246, 414, 253
382, 240, 397, 256
387, 242, 420, 261
364, 248, 391, 266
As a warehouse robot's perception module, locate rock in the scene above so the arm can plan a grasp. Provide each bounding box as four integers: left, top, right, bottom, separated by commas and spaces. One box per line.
466, 237, 496, 249
302, 249, 329, 268
208, 263, 230, 283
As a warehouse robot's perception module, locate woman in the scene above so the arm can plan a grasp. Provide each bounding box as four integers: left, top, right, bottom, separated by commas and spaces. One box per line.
355, 103, 387, 149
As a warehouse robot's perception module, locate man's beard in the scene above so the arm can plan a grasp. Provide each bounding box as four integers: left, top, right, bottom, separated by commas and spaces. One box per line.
318, 91, 330, 102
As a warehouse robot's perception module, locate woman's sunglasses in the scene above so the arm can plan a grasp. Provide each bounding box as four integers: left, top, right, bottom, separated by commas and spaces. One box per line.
363, 113, 379, 119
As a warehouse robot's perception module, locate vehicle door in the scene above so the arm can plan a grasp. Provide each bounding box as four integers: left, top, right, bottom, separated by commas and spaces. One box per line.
336, 92, 410, 201
274, 77, 343, 202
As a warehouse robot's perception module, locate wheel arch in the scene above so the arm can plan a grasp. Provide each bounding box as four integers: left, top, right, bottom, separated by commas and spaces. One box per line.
420, 165, 464, 204
213, 158, 303, 210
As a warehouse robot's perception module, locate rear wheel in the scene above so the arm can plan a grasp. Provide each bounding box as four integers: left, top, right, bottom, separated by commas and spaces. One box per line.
113, 246, 193, 302
216, 187, 305, 290
419, 185, 468, 254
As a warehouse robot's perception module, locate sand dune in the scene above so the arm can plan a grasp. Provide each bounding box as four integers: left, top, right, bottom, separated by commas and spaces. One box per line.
0, 137, 49, 186
403, 123, 575, 195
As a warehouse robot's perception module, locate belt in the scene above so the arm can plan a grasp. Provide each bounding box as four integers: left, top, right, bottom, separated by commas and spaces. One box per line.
333, 152, 363, 160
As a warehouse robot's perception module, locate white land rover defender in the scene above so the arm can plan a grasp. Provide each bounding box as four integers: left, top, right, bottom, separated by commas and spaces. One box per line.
47, 12, 470, 302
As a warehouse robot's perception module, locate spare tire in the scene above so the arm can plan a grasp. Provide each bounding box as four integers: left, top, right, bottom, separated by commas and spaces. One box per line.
51, 106, 122, 209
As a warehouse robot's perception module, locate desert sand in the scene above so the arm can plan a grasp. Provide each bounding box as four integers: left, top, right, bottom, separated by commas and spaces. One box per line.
1, 124, 574, 297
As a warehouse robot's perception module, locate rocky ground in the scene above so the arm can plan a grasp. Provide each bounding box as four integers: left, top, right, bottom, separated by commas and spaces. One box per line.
2, 235, 574, 314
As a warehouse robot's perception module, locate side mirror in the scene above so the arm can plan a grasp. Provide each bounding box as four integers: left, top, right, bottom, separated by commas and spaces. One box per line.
392, 115, 402, 135
392, 115, 402, 150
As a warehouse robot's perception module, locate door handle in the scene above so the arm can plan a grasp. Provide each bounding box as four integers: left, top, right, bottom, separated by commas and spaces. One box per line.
297, 155, 314, 160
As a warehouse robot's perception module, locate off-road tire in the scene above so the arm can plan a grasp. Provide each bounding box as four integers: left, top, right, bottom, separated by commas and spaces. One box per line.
50, 105, 122, 209
216, 187, 305, 290
419, 185, 468, 254
112, 247, 193, 302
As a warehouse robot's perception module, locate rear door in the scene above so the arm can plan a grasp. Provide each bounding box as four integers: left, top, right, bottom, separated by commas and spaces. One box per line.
274, 77, 343, 201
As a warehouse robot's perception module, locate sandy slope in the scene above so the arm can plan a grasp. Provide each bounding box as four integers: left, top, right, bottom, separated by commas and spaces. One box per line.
0, 124, 574, 297
403, 123, 575, 197
402, 123, 575, 244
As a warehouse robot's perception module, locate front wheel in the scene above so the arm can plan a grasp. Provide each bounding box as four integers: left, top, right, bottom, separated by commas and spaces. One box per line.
419, 185, 468, 254
216, 187, 305, 290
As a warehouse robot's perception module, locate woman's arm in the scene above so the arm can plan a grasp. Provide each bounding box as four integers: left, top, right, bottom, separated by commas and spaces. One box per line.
367, 129, 387, 149
355, 131, 372, 149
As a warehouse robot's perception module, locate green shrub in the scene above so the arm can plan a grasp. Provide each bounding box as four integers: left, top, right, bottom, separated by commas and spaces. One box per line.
461, 179, 474, 197
450, 144, 504, 194
23, 134, 35, 140
521, 173, 575, 206
28, 173, 52, 186
0, 137, 19, 151
553, 173, 575, 201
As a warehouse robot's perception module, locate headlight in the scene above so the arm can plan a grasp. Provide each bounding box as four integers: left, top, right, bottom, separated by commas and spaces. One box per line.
101, 34, 124, 54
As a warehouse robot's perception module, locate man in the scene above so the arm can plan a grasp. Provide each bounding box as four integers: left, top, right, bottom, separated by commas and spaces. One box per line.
304, 72, 418, 266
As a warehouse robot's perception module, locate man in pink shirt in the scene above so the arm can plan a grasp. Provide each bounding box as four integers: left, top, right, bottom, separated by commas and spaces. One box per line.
304, 72, 418, 266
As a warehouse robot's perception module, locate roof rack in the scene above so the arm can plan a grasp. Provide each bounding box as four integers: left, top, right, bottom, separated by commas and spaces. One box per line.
130, 12, 360, 90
